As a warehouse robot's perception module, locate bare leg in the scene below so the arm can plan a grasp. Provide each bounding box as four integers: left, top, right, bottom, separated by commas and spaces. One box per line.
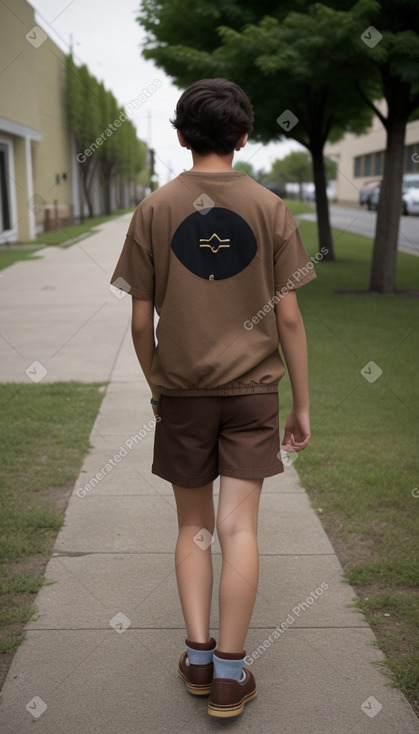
172, 482, 215, 643
216, 477, 263, 652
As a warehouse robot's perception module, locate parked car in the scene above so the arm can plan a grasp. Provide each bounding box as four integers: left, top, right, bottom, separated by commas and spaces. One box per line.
362, 174, 419, 213
263, 182, 287, 199
366, 186, 380, 210
359, 181, 380, 207
402, 174, 419, 215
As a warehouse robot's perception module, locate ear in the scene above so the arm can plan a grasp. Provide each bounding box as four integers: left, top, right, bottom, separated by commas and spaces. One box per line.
177, 131, 191, 149
235, 133, 248, 151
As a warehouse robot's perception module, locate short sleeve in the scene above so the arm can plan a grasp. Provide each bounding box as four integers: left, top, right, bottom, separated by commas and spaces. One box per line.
273, 205, 316, 294
110, 206, 155, 299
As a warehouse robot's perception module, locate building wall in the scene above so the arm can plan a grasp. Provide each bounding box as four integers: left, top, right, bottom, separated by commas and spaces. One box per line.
325, 101, 419, 204
32, 27, 73, 227
0, 0, 72, 242
0, 2, 40, 132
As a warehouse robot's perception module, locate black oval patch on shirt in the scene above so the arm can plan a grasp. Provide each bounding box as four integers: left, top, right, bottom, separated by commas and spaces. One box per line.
170, 207, 257, 280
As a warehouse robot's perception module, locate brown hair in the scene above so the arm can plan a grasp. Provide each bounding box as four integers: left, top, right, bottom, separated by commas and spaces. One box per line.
171, 78, 254, 155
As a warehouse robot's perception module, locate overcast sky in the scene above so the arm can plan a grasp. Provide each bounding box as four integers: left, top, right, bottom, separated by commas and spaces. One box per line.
29, 0, 303, 184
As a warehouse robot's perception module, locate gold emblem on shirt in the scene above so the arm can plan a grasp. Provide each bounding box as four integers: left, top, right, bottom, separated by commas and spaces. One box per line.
199, 233, 231, 254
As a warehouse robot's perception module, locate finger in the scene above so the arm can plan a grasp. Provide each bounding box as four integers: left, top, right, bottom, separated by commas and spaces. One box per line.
281, 444, 294, 453
281, 431, 294, 447
291, 434, 311, 451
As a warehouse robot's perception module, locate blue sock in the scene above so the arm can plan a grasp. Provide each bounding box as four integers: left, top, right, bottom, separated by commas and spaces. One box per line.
213, 653, 246, 681
185, 637, 216, 665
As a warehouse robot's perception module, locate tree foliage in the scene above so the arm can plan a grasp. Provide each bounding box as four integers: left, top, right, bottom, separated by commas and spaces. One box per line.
233, 161, 256, 178
140, 0, 419, 290
66, 55, 147, 216
138, 0, 375, 261
264, 152, 336, 199
139, 0, 419, 289
265, 152, 312, 199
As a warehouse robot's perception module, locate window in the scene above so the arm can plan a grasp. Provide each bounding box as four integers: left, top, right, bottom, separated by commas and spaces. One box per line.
364, 154, 371, 176
374, 151, 382, 175
0, 146, 11, 232
354, 156, 362, 177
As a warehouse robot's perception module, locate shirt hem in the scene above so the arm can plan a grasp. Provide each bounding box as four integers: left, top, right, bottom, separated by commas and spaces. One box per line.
129, 288, 154, 299
219, 463, 285, 479
152, 465, 218, 488
159, 383, 279, 397
109, 277, 153, 301
275, 269, 317, 293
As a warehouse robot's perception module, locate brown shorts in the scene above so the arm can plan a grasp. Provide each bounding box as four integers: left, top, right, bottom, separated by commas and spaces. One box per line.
151, 393, 283, 488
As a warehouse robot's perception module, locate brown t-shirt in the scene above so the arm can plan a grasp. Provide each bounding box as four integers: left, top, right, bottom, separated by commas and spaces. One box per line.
110, 171, 316, 396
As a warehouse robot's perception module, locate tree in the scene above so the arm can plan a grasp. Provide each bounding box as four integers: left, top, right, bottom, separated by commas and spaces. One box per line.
265, 152, 335, 199
66, 56, 100, 217
335, 0, 419, 293
325, 157, 337, 181
234, 162, 256, 178
66, 55, 147, 217
139, 0, 374, 261
118, 123, 147, 206
97, 85, 119, 215
212, 9, 375, 260
281, 152, 312, 200
263, 159, 288, 191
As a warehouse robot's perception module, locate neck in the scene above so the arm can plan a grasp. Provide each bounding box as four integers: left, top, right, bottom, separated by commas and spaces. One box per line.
189, 151, 235, 172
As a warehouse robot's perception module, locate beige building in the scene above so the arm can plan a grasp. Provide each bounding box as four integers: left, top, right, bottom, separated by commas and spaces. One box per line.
0, 0, 146, 244
0, 0, 74, 243
325, 101, 419, 203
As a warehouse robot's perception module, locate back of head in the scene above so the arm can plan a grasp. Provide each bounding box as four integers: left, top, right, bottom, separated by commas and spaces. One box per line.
171, 78, 254, 156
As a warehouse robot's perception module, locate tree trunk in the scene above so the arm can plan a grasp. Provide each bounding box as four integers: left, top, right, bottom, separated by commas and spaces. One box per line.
99, 162, 115, 216
79, 160, 96, 218
369, 95, 409, 293
81, 168, 94, 218
103, 176, 111, 216
105, 170, 113, 216
116, 174, 122, 210
311, 145, 335, 261
78, 166, 85, 224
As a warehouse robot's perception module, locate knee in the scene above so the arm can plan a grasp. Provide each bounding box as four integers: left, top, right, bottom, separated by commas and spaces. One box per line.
216, 518, 256, 547
178, 515, 215, 535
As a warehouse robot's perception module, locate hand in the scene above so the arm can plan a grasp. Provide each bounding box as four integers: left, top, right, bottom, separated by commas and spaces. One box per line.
281, 407, 311, 452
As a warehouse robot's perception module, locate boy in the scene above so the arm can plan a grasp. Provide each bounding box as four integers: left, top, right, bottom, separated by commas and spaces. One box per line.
110, 78, 314, 718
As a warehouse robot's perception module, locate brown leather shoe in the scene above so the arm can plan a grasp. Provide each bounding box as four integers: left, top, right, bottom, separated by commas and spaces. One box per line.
178, 652, 213, 695
208, 668, 258, 717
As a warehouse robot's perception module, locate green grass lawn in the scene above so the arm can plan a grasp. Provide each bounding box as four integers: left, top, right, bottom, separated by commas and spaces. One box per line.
279, 220, 419, 706
284, 198, 315, 216
0, 249, 43, 272
29, 208, 134, 247
0, 383, 105, 674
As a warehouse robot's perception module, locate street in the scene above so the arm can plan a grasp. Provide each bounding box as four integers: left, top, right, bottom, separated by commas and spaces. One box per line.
298, 205, 419, 255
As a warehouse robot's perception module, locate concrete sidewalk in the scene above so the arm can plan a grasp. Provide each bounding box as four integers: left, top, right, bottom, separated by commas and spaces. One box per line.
0, 216, 418, 733
0, 215, 133, 384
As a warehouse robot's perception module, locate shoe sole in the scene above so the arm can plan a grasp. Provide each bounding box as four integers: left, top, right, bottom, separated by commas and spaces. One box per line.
178, 668, 212, 696
207, 687, 258, 717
